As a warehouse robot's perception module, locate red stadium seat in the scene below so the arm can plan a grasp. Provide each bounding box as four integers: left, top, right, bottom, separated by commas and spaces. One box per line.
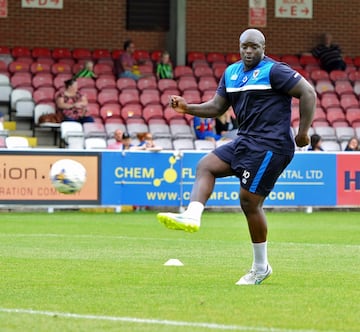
51, 62, 72, 75
326, 107, 346, 125
142, 104, 164, 123
137, 76, 157, 91
8, 61, 30, 74
160, 89, 181, 107
94, 63, 114, 76
0, 46, 10, 55
163, 106, 186, 123
345, 107, 360, 126
347, 70, 360, 83
151, 50, 163, 63
281, 55, 300, 66
120, 103, 143, 121
32, 87, 55, 104
340, 94, 359, 110
353, 56, 360, 68
86, 102, 100, 119
80, 87, 98, 103
95, 75, 117, 91
30, 61, 52, 74
76, 77, 96, 89
194, 66, 214, 79
310, 69, 330, 82
100, 103, 121, 121
92, 49, 111, 61
134, 50, 150, 62
315, 80, 334, 97
11, 46, 31, 59
97, 88, 119, 106
10, 72, 32, 89
119, 88, 140, 106
157, 78, 178, 92
32, 47, 52, 59
174, 65, 194, 79
329, 70, 348, 82
52, 47, 72, 60
201, 90, 216, 102
225, 52, 240, 64
313, 106, 327, 122
116, 77, 137, 91
299, 54, 319, 67
182, 89, 201, 104
206, 52, 225, 64
198, 76, 218, 93
334, 81, 354, 97
177, 76, 198, 92
53, 74, 72, 90
32, 73, 53, 89
321, 94, 340, 109
187, 51, 206, 66
111, 49, 123, 60
140, 89, 160, 107
72, 48, 92, 61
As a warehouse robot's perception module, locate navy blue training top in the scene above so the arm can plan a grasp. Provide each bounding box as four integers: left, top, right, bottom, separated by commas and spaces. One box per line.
216, 56, 301, 154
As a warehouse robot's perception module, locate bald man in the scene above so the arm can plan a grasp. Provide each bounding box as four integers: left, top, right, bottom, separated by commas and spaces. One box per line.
157, 29, 316, 285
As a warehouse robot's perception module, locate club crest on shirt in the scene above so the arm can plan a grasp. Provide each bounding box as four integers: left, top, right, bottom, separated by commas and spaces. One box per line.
253, 70, 260, 79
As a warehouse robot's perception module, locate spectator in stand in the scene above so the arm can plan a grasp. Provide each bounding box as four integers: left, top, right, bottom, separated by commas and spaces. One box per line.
108, 130, 134, 150
344, 137, 359, 151
311, 33, 346, 72
193, 116, 222, 142
156, 51, 173, 79
56, 78, 94, 124
215, 107, 238, 140
122, 132, 133, 150
308, 134, 324, 151
133, 132, 162, 151
0, 111, 4, 130
73, 60, 97, 79
116, 39, 142, 81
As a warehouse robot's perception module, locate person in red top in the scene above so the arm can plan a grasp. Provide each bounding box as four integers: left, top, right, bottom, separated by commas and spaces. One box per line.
56, 78, 94, 123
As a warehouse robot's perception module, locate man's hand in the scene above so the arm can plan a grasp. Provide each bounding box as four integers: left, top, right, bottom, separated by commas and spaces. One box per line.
169, 95, 188, 114
295, 133, 310, 147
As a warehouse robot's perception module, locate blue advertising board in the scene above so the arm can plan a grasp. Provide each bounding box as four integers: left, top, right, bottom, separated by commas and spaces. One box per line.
101, 151, 337, 207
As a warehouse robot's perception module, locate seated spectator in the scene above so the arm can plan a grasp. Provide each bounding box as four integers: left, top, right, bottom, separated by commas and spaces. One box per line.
215, 107, 238, 140
311, 33, 346, 72
156, 51, 173, 80
0, 111, 4, 130
308, 134, 324, 151
122, 132, 133, 150
56, 78, 94, 124
73, 60, 97, 79
193, 116, 222, 142
116, 39, 142, 81
108, 130, 134, 150
344, 137, 359, 151
132, 132, 162, 151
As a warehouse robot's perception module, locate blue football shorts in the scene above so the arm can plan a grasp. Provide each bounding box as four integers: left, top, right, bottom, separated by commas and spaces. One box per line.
213, 138, 293, 197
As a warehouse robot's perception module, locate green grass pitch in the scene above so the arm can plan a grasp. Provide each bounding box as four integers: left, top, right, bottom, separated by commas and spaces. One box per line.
0, 210, 359, 332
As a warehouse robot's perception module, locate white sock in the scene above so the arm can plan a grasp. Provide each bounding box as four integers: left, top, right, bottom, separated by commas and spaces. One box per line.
182, 201, 204, 221
252, 241, 268, 273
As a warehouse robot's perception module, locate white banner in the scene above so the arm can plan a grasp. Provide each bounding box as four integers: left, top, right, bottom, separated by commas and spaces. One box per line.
275, 0, 312, 19
22, 0, 63, 10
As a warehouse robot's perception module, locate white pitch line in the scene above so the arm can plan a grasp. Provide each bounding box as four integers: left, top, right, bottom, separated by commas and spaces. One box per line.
0, 308, 332, 332
0, 233, 359, 248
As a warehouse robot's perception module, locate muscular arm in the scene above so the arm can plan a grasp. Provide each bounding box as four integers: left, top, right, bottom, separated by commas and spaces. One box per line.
288, 77, 316, 147
170, 93, 230, 118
